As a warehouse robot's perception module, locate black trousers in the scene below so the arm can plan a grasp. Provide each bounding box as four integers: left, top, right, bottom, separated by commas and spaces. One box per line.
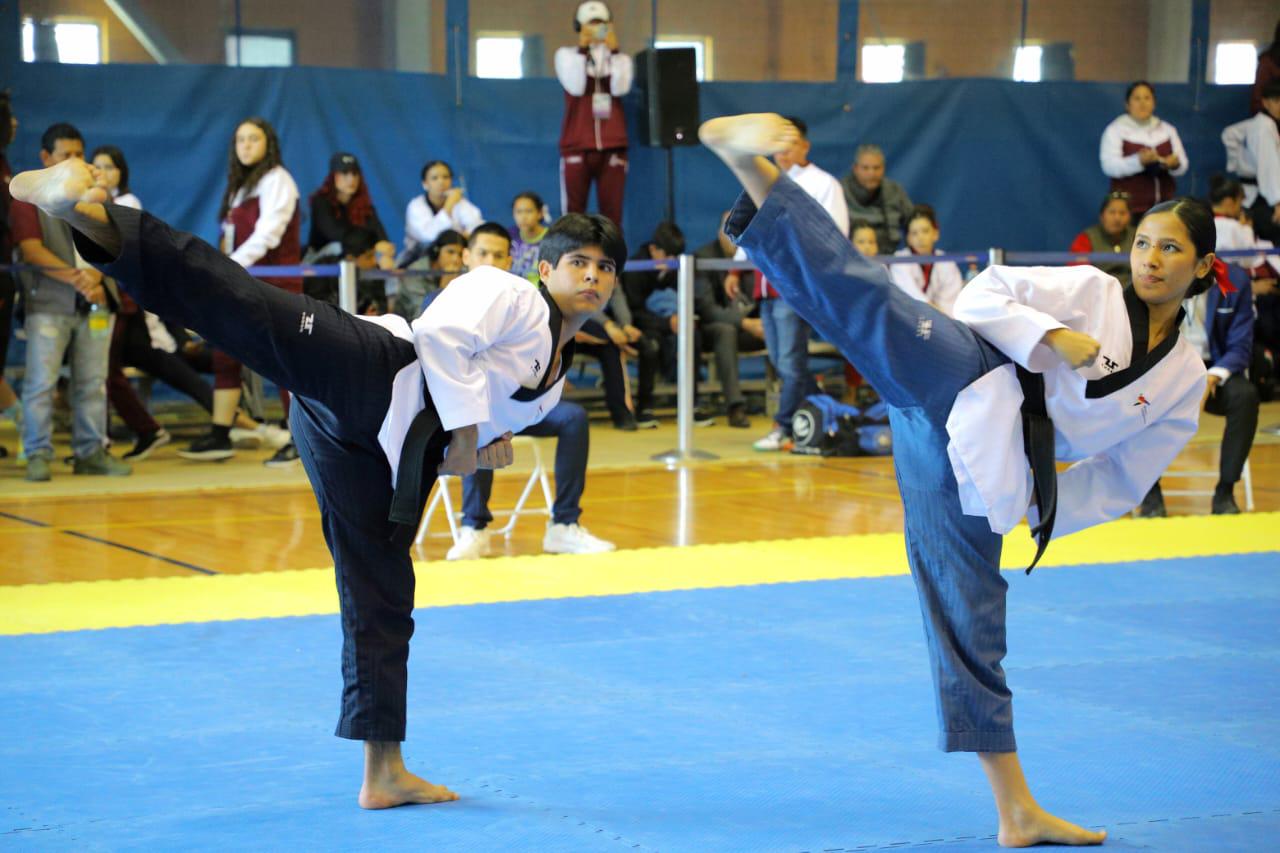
575, 318, 630, 424
1204, 371, 1259, 487
76, 205, 425, 741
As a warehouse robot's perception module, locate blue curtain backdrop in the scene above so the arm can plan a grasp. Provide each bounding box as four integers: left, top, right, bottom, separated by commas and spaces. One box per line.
6, 62, 1252, 255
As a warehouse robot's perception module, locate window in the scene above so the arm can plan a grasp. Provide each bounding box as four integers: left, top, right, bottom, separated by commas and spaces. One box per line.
475, 35, 525, 79
654, 38, 710, 81
1013, 45, 1042, 82
21, 18, 102, 64
861, 44, 905, 83
1214, 42, 1257, 85
225, 33, 295, 67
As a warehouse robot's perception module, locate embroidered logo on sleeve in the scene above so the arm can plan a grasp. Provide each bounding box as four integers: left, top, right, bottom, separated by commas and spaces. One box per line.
1133, 393, 1151, 423
299, 312, 315, 335
915, 317, 933, 340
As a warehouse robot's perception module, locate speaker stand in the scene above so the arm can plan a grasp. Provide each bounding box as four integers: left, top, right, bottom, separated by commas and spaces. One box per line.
664, 145, 675, 224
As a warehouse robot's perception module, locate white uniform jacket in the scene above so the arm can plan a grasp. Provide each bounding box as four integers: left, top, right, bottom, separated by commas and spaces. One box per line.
358, 267, 570, 486
950, 265, 1206, 538
403, 194, 485, 251
889, 247, 965, 317
1222, 113, 1280, 207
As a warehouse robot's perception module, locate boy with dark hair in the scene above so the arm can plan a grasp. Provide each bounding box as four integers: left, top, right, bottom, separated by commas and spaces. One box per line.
423, 222, 617, 560
12, 157, 623, 808
10, 123, 130, 480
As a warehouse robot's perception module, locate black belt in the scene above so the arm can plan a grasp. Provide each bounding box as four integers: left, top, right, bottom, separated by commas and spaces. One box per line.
387, 379, 452, 547
1016, 365, 1057, 573
1240, 176, 1257, 186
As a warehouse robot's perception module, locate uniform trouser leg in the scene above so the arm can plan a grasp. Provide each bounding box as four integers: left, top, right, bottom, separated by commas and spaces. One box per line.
462, 470, 496, 530
731, 177, 1015, 751
1210, 373, 1259, 487
74, 205, 422, 740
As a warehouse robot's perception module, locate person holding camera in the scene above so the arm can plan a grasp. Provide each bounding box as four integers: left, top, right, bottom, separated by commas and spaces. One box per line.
555, 1, 632, 231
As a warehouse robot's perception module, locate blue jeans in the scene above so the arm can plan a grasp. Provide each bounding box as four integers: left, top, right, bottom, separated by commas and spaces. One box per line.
729, 176, 1016, 752
760, 297, 817, 433
462, 400, 589, 529
21, 311, 114, 458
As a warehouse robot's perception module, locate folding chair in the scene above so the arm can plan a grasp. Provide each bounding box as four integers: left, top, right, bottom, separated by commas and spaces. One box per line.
414, 436, 554, 546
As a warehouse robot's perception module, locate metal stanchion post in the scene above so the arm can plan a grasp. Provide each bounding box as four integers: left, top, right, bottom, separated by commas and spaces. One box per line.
338, 259, 357, 315
987, 247, 1005, 268
653, 254, 719, 465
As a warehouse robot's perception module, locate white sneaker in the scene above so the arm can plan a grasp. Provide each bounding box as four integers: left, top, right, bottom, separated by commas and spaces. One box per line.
752, 427, 791, 452
446, 527, 491, 561
229, 426, 264, 447
259, 423, 292, 450
543, 523, 616, 555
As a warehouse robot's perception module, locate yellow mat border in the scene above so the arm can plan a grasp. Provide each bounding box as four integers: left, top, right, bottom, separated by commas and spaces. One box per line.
3, 514, 1276, 635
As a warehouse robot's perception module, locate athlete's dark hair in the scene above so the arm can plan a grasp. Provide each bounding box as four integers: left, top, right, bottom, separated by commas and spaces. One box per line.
539, 213, 627, 272
1139, 197, 1217, 298
90, 145, 130, 195
1208, 174, 1245, 206
467, 221, 512, 250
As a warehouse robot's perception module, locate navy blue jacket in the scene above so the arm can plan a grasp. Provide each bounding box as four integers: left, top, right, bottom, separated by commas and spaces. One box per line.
1205, 272, 1255, 376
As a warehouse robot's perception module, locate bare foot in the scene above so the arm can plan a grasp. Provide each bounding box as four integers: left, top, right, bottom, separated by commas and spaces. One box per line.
358, 740, 458, 809
10, 159, 107, 218
998, 804, 1106, 847
698, 113, 799, 159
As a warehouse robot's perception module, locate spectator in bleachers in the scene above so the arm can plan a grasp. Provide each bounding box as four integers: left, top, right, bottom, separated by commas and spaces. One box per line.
1223, 80, 1280, 244
307, 152, 395, 270
182, 117, 301, 468
1253, 20, 1280, 116
851, 219, 880, 260
415, 222, 615, 560
0, 90, 24, 459
889, 204, 965, 318
624, 221, 715, 427
509, 191, 550, 283
11, 123, 130, 480
574, 276, 642, 431
1138, 190, 1260, 517
753, 117, 846, 451
402, 160, 483, 253
694, 210, 766, 428
556, 1, 632, 230
1100, 81, 1189, 217
1069, 191, 1137, 287
395, 229, 465, 320
840, 144, 914, 252
91, 144, 171, 460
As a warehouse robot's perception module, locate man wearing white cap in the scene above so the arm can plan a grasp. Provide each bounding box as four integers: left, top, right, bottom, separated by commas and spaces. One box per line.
555, 1, 632, 231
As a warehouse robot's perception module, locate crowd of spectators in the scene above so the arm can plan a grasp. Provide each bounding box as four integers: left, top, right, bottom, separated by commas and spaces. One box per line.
1, 12, 1278, 519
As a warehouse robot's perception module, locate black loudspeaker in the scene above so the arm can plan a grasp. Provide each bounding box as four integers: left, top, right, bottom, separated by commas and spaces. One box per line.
634, 48, 700, 147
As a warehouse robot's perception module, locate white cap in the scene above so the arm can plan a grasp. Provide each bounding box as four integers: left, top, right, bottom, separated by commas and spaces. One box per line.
576, 1, 611, 26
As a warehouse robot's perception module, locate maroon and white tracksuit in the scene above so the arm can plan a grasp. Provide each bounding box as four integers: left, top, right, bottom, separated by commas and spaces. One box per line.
555, 43, 632, 230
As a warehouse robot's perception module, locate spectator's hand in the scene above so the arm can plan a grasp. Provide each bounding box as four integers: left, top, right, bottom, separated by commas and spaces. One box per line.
604, 322, 638, 356
604, 26, 619, 51
623, 324, 643, 343
477, 432, 514, 470
374, 241, 396, 271
724, 271, 742, 300
1043, 328, 1100, 369
1162, 153, 1180, 170
1272, 204, 1280, 225
742, 317, 765, 341
575, 330, 608, 345
1138, 148, 1160, 166
69, 269, 105, 302
579, 27, 593, 48
1253, 276, 1276, 296
439, 424, 479, 477
669, 314, 680, 334
443, 188, 464, 212
1202, 374, 1222, 408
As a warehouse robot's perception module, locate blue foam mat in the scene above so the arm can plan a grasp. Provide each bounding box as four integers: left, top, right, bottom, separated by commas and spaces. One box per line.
2, 553, 1277, 851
